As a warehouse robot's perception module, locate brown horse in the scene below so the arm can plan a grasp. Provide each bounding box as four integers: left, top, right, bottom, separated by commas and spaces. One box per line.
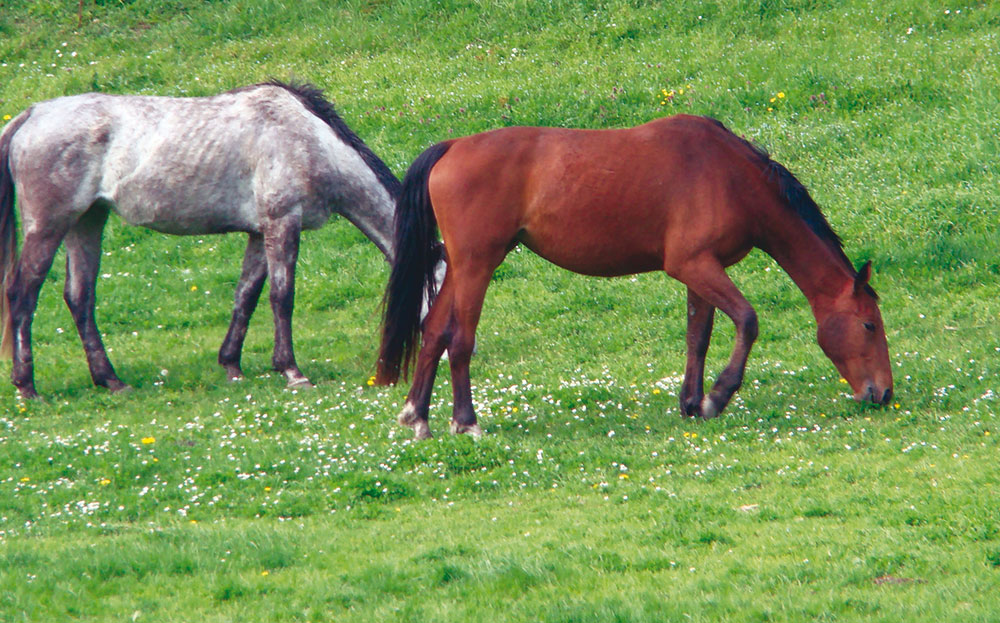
377, 115, 893, 439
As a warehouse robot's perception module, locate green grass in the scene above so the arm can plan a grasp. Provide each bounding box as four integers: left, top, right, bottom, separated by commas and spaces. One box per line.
1, 1, 999, 620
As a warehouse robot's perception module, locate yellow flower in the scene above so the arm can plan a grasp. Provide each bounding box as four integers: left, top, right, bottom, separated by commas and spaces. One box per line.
777, 92, 785, 99
141, 436, 155, 444
189, 519, 198, 524
652, 388, 661, 395
99, 478, 111, 486
619, 473, 629, 480
678, 88, 685, 95
767, 107, 773, 112
894, 403, 900, 409
261, 570, 270, 576
691, 432, 698, 439
264, 486, 271, 492
19, 477, 29, 483
683, 431, 691, 438
190, 285, 198, 292
366, 375, 375, 386
986, 431, 991, 436
839, 378, 848, 384
2, 114, 11, 121
512, 406, 518, 413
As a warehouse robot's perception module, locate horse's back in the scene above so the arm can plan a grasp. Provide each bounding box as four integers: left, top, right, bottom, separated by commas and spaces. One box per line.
9, 86, 334, 235
430, 116, 767, 276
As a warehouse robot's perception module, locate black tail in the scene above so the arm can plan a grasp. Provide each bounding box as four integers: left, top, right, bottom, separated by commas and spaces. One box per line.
0, 112, 28, 358
375, 141, 453, 385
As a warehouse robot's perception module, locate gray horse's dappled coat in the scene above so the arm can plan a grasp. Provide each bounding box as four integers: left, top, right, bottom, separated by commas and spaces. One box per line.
0, 81, 401, 398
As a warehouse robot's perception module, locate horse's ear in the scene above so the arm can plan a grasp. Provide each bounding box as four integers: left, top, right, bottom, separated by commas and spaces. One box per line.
854, 260, 872, 292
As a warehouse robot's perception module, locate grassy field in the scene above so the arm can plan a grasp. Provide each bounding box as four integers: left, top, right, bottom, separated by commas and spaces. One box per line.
1, 0, 999, 621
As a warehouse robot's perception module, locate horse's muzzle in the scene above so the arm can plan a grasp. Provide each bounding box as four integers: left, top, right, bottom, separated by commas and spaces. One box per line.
856, 385, 893, 406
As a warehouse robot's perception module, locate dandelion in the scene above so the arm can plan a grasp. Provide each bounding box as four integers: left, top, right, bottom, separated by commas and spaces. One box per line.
261, 570, 270, 576
619, 473, 629, 480
839, 378, 848, 384
190, 285, 198, 292
769, 97, 776, 103
141, 436, 156, 444
652, 388, 661, 394
366, 375, 375, 386
19, 477, 29, 483
99, 478, 111, 486
2, 114, 11, 121
777, 92, 785, 99
264, 486, 271, 492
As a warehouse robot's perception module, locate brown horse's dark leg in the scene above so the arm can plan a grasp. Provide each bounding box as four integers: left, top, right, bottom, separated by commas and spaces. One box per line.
8, 231, 66, 399
262, 217, 311, 389
398, 278, 456, 439
63, 205, 128, 393
445, 268, 493, 437
218, 233, 267, 381
673, 260, 757, 418
679, 287, 715, 417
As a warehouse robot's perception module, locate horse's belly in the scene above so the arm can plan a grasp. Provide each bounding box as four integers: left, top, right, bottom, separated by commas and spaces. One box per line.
519, 230, 663, 277
112, 195, 259, 235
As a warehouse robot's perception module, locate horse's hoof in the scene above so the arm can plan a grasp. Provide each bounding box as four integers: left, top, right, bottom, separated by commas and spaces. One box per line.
450, 421, 483, 438
679, 398, 701, 418
699, 396, 720, 419
17, 387, 40, 401
413, 420, 433, 440
109, 383, 134, 395
285, 375, 314, 389
397, 401, 420, 427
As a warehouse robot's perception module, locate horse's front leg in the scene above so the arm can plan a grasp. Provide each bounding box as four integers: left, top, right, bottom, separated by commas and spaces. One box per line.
218, 233, 267, 381
262, 217, 311, 389
673, 259, 758, 418
678, 287, 715, 417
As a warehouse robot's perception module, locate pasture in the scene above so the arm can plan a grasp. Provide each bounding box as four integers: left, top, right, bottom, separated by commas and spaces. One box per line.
0, 1, 998, 621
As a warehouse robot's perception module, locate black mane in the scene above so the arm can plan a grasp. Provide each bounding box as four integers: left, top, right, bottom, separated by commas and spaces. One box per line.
262, 80, 401, 199
720, 122, 876, 298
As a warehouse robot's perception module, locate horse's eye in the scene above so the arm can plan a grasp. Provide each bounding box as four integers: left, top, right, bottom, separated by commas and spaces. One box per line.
863, 322, 875, 332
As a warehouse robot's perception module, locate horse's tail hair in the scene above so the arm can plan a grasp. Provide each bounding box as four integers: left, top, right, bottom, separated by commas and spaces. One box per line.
0, 111, 28, 359
375, 141, 452, 385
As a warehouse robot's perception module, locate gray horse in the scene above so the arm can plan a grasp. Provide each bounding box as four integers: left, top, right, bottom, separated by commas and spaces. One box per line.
0, 81, 406, 399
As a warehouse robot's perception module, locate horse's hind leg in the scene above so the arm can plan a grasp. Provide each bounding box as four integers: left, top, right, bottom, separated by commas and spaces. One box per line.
8, 229, 68, 398
397, 278, 456, 440
262, 216, 311, 389
63, 204, 128, 392
679, 287, 715, 416
218, 233, 267, 381
445, 266, 494, 437
671, 258, 758, 418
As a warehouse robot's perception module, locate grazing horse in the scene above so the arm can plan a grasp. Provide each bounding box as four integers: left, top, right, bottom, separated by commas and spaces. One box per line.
0, 81, 401, 398
377, 115, 893, 439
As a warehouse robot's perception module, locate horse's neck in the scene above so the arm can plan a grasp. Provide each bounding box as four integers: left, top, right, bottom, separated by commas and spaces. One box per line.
316, 130, 397, 260
759, 217, 854, 311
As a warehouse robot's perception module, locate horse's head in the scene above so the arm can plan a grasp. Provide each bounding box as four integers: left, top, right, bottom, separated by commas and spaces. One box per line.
815, 261, 893, 405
